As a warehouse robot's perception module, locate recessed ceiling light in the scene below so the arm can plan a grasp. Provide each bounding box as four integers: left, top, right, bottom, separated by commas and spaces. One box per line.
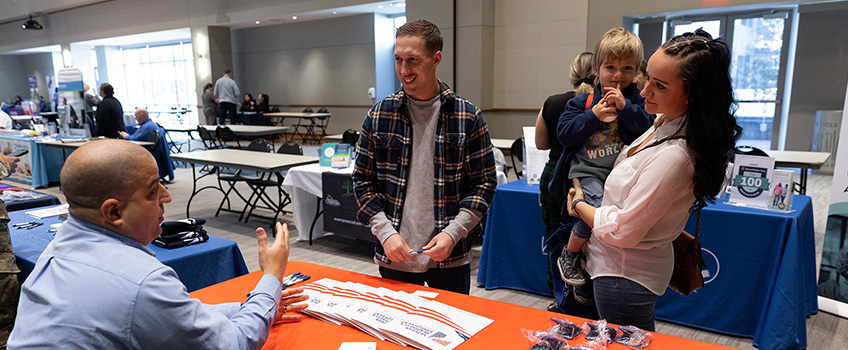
332, 11, 337, 14
292, 15, 298, 20
395, 2, 406, 7
255, 20, 261, 25
378, 5, 384, 9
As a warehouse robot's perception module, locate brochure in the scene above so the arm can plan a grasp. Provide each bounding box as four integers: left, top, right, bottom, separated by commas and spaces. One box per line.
522, 126, 549, 185
320, 143, 338, 167
332, 144, 352, 168
768, 169, 794, 211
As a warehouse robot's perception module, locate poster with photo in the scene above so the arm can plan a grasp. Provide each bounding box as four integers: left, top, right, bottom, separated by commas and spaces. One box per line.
1, 140, 33, 186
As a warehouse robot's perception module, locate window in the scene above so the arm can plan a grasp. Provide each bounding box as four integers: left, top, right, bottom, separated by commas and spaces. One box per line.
121, 42, 197, 125
665, 10, 793, 150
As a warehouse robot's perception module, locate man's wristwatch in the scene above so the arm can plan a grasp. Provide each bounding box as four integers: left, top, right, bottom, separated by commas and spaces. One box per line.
571, 198, 586, 217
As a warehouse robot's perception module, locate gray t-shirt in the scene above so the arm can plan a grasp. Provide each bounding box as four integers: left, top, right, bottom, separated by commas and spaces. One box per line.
569, 120, 623, 181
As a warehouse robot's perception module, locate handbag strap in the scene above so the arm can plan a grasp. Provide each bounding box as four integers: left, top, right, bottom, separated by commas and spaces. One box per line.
694, 203, 703, 241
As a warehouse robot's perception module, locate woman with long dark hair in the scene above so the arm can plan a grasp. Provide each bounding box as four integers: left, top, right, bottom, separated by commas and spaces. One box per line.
565, 29, 742, 330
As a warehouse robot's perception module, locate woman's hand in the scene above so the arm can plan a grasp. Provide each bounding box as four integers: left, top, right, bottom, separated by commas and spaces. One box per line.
566, 178, 584, 217
275, 287, 309, 324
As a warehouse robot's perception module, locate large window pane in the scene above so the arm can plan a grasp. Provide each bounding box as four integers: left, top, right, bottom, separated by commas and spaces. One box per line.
122, 43, 197, 124
731, 16, 784, 150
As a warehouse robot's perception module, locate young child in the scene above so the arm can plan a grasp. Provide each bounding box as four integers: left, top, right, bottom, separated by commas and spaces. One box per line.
554, 28, 654, 304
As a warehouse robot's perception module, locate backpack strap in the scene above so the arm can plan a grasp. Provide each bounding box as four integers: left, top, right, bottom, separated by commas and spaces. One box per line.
585, 91, 594, 111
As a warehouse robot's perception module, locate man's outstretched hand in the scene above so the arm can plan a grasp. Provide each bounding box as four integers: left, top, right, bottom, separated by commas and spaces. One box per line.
256, 222, 290, 283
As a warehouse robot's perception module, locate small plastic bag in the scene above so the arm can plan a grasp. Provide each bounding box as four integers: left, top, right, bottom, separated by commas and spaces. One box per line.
521, 329, 569, 350
616, 325, 653, 349
549, 318, 583, 339
582, 320, 618, 345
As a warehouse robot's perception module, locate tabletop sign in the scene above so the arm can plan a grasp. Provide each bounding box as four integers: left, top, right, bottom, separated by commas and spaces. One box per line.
331, 144, 351, 168
728, 154, 775, 208
320, 143, 337, 167
522, 126, 549, 185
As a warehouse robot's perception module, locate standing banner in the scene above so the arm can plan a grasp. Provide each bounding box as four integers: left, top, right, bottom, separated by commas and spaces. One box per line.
819, 84, 848, 318
57, 68, 86, 131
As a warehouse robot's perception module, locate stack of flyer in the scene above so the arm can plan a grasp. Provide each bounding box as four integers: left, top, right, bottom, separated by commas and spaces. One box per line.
301, 278, 493, 350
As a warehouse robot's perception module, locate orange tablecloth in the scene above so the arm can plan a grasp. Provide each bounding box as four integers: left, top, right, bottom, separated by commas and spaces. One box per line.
190, 261, 734, 349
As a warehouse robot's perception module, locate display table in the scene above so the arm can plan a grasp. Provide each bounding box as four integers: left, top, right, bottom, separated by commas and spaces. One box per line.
477, 180, 549, 296
0, 186, 61, 211
281, 163, 354, 242
190, 261, 735, 350
0, 133, 66, 188
9, 206, 249, 292
476, 179, 816, 350
656, 196, 817, 350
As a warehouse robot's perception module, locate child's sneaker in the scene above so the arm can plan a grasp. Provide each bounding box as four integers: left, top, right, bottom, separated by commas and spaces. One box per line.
573, 275, 594, 306
557, 249, 586, 286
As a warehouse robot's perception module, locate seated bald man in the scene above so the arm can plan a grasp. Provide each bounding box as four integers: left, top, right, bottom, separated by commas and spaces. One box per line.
119, 108, 158, 141
8, 140, 307, 349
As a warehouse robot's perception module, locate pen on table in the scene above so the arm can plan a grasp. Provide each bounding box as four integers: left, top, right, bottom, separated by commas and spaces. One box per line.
13, 222, 38, 227
26, 223, 44, 230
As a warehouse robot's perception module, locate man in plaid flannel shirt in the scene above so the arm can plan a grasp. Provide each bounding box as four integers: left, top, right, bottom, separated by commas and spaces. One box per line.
353, 20, 497, 294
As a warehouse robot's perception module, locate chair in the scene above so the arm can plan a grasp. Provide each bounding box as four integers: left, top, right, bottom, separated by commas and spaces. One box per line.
735, 145, 769, 157
292, 108, 314, 141
304, 108, 330, 142
342, 129, 359, 148
144, 129, 160, 155
197, 126, 220, 150
510, 137, 524, 179
216, 125, 243, 149
242, 141, 302, 225
215, 138, 272, 219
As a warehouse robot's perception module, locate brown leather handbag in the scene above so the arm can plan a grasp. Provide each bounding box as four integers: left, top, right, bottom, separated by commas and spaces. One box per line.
668, 207, 707, 296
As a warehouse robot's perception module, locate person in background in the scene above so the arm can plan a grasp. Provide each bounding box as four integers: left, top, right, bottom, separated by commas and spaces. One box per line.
566, 29, 742, 330
240, 93, 256, 112
353, 19, 497, 295
534, 51, 595, 313
120, 109, 176, 182
38, 96, 50, 112
61, 97, 79, 127
83, 83, 101, 116
119, 109, 156, 141
214, 69, 240, 125
8, 140, 308, 348
0, 110, 12, 130
201, 83, 218, 125
94, 83, 126, 138
0, 153, 22, 348
633, 59, 648, 90
257, 93, 270, 113
12, 97, 21, 106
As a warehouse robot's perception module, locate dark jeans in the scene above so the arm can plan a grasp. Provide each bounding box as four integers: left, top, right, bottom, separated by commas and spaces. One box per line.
571, 177, 604, 239
218, 102, 237, 125
379, 264, 471, 294
593, 276, 657, 331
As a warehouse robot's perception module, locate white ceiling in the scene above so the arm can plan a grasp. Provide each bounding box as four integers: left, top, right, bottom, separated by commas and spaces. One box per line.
3, 0, 405, 55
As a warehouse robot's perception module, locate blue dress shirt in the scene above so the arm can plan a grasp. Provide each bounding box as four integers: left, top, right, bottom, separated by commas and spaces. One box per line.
8, 216, 282, 349
125, 118, 158, 141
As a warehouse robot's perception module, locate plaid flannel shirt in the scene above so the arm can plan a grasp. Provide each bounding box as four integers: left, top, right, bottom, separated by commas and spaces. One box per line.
353, 81, 497, 266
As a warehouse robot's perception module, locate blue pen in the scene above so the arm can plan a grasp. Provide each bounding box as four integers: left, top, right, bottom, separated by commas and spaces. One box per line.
409, 249, 427, 254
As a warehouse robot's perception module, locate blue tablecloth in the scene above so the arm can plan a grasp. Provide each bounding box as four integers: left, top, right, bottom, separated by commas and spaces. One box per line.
477, 180, 549, 296
9, 207, 249, 292
656, 196, 817, 350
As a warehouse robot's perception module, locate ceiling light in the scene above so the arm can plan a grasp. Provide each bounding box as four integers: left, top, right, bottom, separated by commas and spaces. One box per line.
292, 16, 298, 20
378, 5, 384, 9
255, 20, 261, 25
22, 15, 43, 30
333, 11, 337, 14
394, 2, 406, 7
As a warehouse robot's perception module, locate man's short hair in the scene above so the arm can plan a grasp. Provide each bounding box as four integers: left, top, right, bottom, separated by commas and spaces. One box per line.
593, 27, 643, 70
99, 83, 114, 97
396, 19, 443, 54
224, 69, 232, 75
204, 83, 214, 90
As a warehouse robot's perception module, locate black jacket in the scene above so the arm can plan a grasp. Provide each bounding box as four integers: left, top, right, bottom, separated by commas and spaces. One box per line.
94, 96, 126, 138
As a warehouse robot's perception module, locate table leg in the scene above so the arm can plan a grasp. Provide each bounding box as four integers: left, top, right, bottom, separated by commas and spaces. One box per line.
309, 196, 323, 246
184, 163, 226, 218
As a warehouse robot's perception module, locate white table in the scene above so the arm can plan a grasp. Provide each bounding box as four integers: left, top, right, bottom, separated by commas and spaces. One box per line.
198, 124, 289, 137
263, 112, 331, 141
490, 138, 514, 151
41, 138, 153, 151
171, 149, 318, 221
769, 150, 830, 195
283, 163, 508, 243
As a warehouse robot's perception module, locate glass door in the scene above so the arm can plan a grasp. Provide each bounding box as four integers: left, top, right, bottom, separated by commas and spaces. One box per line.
668, 11, 792, 150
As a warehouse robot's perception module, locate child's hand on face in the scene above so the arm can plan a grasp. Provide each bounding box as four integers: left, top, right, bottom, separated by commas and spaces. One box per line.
592, 92, 619, 123
603, 83, 627, 111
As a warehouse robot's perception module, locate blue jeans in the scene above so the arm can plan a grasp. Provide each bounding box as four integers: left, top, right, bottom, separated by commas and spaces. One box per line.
593, 277, 657, 331
572, 177, 604, 239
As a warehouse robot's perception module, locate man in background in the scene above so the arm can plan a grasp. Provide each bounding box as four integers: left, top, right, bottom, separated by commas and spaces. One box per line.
94, 83, 126, 138
214, 69, 240, 124
202, 83, 219, 125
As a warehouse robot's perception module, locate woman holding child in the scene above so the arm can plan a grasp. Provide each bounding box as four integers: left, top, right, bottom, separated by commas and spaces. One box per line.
565, 29, 742, 330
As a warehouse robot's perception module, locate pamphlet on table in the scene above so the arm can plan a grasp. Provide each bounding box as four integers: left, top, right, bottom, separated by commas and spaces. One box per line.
522, 126, 549, 186
768, 169, 794, 211
301, 278, 493, 350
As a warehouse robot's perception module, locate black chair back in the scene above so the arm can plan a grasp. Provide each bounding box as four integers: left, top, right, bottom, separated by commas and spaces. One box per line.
302, 107, 314, 113
246, 138, 273, 152
317, 108, 329, 113
197, 126, 219, 149
342, 129, 359, 148
216, 126, 242, 148
277, 141, 303, 155
510, 137, 524, 179
145, 130, 160, 154
735, 145, 769, 157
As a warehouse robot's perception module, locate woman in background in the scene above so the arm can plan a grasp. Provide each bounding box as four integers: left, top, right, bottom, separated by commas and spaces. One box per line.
202, 83, 218, 124
240, 93, 256, 112
257, 93, 270, 113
